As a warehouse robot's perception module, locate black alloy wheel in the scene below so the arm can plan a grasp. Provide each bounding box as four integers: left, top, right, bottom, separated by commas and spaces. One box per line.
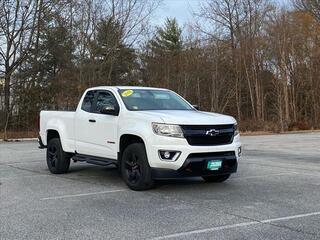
124, 152, 142, 184
47, 144, 58, 168
121, 143, 154, 191
46, 138, 71, 174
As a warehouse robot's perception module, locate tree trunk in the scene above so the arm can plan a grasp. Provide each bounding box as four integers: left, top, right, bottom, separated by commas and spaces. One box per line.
243, 57, 256, 120
3, 73, 11, 140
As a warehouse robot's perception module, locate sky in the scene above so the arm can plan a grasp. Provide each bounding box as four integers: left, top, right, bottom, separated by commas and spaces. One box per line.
153, 0, 200, 26
154, 0, 291, 27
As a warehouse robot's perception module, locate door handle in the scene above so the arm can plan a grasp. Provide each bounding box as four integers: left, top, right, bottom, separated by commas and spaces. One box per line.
89, 119, 96, 123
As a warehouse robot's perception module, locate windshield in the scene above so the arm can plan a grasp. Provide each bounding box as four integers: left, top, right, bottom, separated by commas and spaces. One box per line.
118, 89, 194, 111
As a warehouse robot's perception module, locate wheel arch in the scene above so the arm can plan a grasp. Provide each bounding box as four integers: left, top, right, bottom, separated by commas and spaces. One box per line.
47, 129, 60, 143
118, 134, 146, 161
46, 129, 71, 152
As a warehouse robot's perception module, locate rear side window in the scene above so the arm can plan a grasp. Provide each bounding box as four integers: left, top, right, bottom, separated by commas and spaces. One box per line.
81, 91, 95, 112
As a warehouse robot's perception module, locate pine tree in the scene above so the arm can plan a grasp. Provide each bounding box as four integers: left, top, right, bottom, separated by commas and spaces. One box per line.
150, 18, 183, 54
90, 18, 138, 85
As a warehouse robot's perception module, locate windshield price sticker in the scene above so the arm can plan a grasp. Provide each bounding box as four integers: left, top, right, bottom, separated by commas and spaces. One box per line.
122, 90, 134, 97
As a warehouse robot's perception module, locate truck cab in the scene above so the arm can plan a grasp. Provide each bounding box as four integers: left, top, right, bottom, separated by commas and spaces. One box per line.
39, 86, 241, 190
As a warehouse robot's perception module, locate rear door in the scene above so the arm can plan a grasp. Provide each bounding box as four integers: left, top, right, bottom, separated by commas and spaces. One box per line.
75, 90, 98, 155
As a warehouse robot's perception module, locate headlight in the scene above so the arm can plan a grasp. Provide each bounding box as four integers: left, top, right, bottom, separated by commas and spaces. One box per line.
152, 123, 184, 138
234, 124, 239, 136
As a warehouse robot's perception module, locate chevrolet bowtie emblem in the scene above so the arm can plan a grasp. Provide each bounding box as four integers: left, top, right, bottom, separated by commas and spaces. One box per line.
206, 129, 220, 136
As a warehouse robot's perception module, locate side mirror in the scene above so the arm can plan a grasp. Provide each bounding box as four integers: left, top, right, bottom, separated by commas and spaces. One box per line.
192, 105, 199, 110
100, 104, 119, 116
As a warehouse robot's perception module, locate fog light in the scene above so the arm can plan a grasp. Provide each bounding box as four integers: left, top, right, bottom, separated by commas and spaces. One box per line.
164, 151, 171, 159
159, 150, 181, 161
238, 147, 242, 157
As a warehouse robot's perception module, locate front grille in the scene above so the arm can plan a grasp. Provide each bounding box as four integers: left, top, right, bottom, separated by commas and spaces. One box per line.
180, 124, 235, 146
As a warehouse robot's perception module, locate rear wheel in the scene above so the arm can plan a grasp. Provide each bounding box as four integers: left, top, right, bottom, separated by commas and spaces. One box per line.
202, 174, 230, 183
46, 138, 71, 174
121, 143, 154, 191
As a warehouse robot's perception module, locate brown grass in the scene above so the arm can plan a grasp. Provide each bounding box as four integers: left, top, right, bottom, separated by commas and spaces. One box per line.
0, 130, 38, 140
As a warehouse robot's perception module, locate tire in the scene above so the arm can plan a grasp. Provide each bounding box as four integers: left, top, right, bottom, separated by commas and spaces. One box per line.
46, 138, 71, 174
202, 174, 230, 183
121, 143, 154, 191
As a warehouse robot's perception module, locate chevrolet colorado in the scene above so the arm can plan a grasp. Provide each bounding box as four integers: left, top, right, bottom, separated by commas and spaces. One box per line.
39, 86, 241, 190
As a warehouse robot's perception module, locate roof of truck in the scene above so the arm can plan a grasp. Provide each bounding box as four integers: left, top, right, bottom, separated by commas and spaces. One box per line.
87, 86, 169, 91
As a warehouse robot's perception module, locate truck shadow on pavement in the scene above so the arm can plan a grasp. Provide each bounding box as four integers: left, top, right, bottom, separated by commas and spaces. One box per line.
66, 163, 234, 192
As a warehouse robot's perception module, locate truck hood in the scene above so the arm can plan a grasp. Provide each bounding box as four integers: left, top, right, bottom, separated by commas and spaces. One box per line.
131, 110, 236, 125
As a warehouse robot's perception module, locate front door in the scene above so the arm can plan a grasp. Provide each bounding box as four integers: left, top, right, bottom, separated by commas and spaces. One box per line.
87, 90, 119, 159
75, 90, 119, 159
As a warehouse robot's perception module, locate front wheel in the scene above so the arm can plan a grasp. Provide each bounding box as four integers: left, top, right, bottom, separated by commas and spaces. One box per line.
46, 138, 71, 174
202, 174, 230, 183
121, 143, 154, 191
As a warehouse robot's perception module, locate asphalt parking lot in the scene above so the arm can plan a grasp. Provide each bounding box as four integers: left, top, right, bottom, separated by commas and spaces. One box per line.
1, 133, 320, 240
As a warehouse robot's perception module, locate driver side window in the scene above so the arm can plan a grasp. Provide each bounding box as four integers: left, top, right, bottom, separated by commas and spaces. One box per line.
93, 91, 118, 113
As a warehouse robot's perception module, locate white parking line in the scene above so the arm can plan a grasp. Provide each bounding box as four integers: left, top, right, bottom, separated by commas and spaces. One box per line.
152, 222, 260, 240
152, 211, 320, 239
41, 189, 126, 200
261, 211, 320, 223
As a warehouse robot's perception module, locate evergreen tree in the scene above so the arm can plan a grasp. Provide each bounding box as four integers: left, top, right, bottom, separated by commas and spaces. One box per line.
150, 18, 183, 54
90, 18, 138, 85
141, 18, 183, 89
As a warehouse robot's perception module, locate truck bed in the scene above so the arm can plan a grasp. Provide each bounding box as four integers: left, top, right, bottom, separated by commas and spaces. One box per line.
39, 111, 76, 151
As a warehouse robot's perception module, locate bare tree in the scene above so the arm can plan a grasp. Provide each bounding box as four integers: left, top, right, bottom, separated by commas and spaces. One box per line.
295, 0, 320, 21
195, 0, 272, 121
196, 0, 245, 120
0, 0, 40, 139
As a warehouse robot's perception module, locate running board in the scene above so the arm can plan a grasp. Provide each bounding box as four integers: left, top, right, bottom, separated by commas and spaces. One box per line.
72, 154, 117, 167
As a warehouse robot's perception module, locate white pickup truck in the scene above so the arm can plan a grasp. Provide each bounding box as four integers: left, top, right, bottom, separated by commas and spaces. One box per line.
39, 86, 241, 190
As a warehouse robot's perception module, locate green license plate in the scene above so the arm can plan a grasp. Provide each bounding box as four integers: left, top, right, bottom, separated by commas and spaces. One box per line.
207, 160, 222, 170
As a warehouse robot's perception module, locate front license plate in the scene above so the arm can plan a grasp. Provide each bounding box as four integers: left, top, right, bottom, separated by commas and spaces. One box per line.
207, 160, 222, 171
